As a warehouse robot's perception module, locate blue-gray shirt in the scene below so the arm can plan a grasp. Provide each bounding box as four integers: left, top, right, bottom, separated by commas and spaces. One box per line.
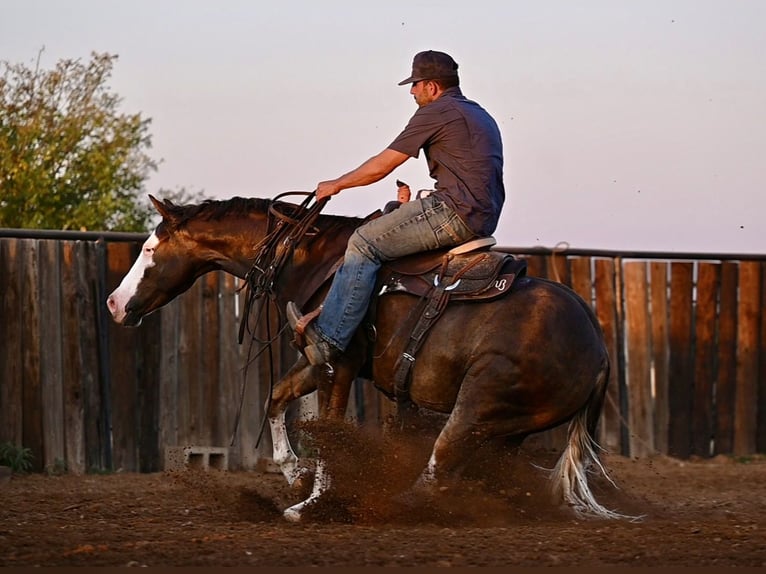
388, 87, 505, 237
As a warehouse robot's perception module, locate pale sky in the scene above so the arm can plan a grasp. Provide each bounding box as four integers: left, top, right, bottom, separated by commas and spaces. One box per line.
3, 0, 765, 254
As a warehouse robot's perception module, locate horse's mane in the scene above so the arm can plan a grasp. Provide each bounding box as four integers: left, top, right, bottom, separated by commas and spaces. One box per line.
166, 195, 367, 234
169, 196, 270, 225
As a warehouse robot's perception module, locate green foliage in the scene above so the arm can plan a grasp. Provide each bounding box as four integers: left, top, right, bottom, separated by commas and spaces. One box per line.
47, 458, 68, 476
0, 49, 200, 231
0, 441, 34, 473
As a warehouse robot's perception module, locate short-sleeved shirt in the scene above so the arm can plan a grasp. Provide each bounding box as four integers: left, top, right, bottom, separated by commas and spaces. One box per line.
387, 87, 505, 237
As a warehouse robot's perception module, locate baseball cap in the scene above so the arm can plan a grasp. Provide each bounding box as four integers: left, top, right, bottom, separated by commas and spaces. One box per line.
398, 50, 459, 86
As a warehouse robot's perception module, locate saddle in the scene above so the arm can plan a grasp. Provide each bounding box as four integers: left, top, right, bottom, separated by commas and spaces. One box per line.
371, 237, 527, 402
288, 225, 528, 403
377, 237, 526, 302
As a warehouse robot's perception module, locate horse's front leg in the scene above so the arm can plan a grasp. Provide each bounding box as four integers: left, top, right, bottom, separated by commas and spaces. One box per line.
282, 458, 331, 522
267, 355, 317, 487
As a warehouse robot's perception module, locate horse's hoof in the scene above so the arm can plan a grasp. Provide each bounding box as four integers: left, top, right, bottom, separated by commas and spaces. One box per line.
392, 487, 429, 511
291, 470, 315, 497
283, 505, 303, 522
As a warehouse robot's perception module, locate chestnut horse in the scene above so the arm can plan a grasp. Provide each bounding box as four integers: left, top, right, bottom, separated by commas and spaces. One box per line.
107, 194, 628, 521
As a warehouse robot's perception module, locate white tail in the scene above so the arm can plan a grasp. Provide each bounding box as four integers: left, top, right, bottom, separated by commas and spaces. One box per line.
550, 405, 643, 521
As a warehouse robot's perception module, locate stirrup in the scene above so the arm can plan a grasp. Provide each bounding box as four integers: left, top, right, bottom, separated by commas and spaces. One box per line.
286, 301, 322, 349
304, 340, 340, 366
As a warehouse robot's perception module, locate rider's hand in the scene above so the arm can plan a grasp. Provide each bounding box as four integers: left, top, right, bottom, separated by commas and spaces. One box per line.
316, 180, 342, 201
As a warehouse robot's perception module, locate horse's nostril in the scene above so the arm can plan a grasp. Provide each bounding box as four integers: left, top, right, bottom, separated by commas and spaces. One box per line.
107, 296, 116, 313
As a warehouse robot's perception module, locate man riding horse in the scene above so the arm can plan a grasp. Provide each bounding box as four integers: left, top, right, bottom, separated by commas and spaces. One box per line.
287, 50, 506, 366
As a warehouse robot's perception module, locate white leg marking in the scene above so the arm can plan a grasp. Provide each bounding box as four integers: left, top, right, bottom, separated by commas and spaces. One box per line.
415, 452, 438, 490
269, 412, 304, 486
283, 459, 330, 522
106, 232, 159, 322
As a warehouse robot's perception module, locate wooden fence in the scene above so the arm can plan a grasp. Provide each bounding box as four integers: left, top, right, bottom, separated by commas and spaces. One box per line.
0, 234, 295, 474
517, 252, 765, 459
1, 231, 764, 473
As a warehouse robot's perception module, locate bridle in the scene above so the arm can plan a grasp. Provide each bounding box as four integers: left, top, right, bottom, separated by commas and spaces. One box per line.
230, 190, 328, 447
237, 191, 327, 338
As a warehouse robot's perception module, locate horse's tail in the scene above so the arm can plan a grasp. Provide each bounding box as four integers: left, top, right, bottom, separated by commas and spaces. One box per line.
549, 356, 638, 521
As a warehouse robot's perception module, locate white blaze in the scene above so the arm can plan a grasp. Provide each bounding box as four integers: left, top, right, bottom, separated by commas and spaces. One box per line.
107, 233, 159, 323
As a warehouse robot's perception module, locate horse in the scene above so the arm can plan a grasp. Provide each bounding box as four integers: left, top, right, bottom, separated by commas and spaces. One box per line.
106, 193, 628, 522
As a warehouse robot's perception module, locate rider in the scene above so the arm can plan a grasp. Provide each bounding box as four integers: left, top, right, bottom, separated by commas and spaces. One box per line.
287, 50, 506, 366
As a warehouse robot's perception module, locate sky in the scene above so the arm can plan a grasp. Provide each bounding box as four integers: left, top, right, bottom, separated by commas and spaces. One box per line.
3, 0, 765, 254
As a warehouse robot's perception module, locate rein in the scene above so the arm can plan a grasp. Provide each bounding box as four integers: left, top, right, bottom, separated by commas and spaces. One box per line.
230, 191, 328, 448
238, 191, 327, 343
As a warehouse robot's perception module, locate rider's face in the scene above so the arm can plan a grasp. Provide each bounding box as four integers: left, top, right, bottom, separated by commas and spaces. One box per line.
410, 80, 437, 107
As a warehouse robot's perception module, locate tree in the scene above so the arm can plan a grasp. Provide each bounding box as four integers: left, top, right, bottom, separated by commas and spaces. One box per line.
0, 50, 203, 231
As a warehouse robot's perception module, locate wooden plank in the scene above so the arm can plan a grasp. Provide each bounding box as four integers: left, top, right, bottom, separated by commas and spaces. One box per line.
691, 262, 719, 457
20, 239, 44, 471
232, 280, 249, 469
237, 293, 269, 470
546, 252, 570, 285
733, 261, 761, 456
106, 241, 138, 471
649, 261, 669, 454
569, 257, 593, 307
38, 240, 65, 471
79, 241, 105, 471
593, 258, 625, 454
623, 261, 654, 457
714, 261, 738, 455
200, 273, 222, 445
218, 274, 242, 466
60, 241, 86, 473
158, 298, 180, 465
667, 262, 694, 459
524, 255, 547, 279
137, 309, 161, 472
177, 279, 203, 445
758, 262, 766, 453
0, 239, 23, 446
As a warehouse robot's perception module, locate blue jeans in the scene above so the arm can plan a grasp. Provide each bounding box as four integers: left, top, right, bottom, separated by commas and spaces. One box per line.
315, 194, 477, 351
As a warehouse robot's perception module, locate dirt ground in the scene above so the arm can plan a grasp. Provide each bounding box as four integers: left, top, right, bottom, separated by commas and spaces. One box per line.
1, 422, 765, 567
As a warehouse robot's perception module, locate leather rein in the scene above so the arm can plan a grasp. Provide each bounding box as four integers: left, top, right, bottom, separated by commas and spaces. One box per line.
238, 190, 327, 342
229, 191, 328, 448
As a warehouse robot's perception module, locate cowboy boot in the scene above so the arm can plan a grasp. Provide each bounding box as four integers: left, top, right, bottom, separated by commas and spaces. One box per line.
285, 301, 341, 365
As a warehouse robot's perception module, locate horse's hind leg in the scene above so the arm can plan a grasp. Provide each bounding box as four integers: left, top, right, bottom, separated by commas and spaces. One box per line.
412, 406, 491, 493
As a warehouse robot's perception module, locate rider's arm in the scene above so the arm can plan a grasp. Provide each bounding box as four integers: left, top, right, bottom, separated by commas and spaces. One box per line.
316, 148, 409, 201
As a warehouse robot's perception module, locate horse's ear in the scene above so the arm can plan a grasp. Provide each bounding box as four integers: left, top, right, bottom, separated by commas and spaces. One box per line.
149, 194, 175, 222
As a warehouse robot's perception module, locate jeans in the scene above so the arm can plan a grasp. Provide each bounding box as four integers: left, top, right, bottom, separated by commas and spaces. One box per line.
315, 194, 477, 351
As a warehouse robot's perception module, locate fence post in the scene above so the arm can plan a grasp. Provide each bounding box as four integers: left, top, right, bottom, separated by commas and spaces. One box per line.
623, 261, 654, 457
95, 239, 113, 470
734, 261, 761, 455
